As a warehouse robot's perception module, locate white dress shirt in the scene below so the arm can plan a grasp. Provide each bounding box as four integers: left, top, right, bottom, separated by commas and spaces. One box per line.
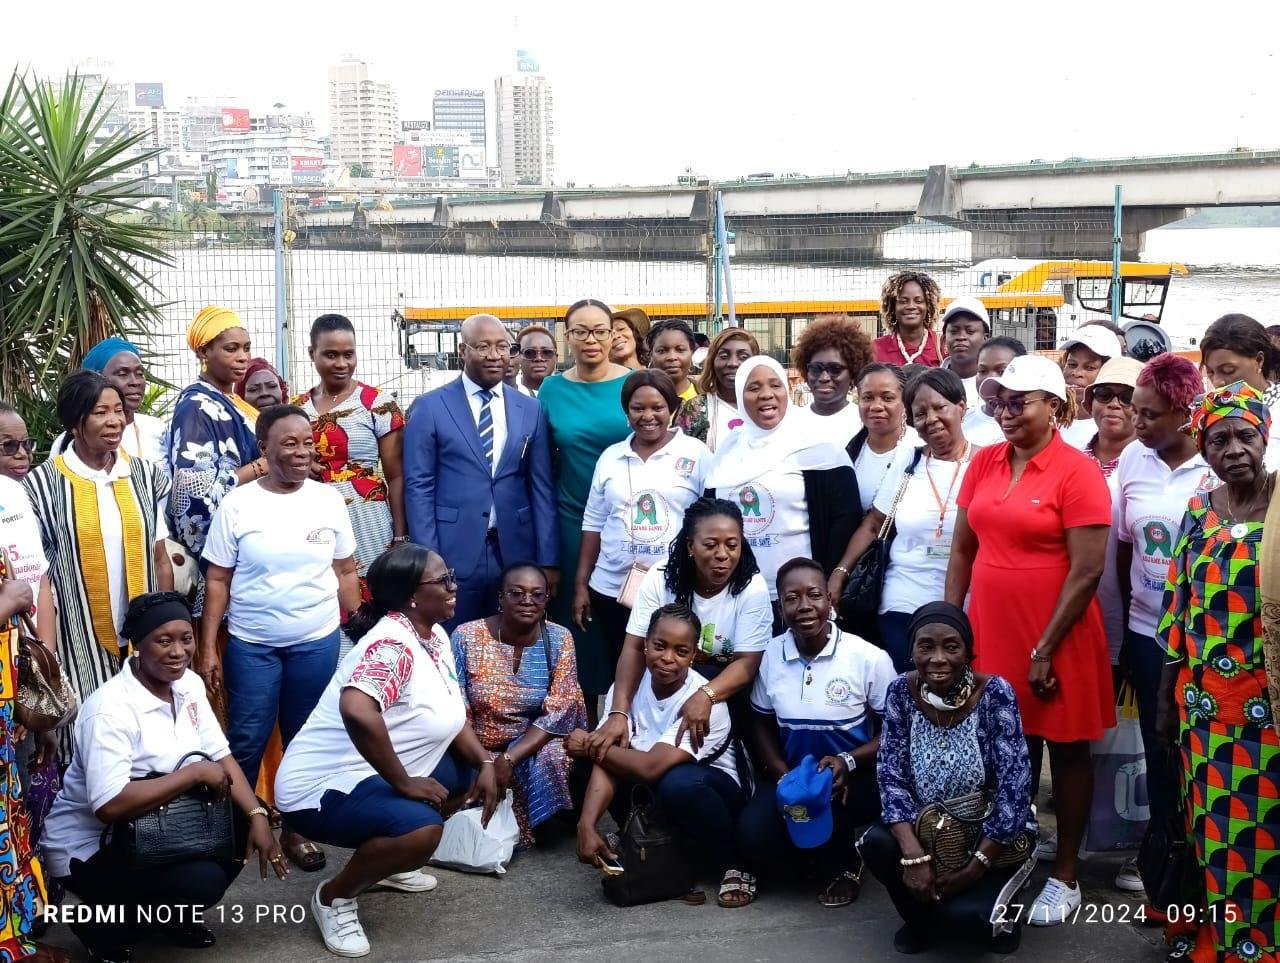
460, 373, 509, 529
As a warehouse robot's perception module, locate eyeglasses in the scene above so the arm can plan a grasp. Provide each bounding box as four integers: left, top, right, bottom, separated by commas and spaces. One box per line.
520, 348, 557, 361
0, 439, 35, 457
1090, 385, 1133, 407
461, 341, 512, 358
503, 588, 549, 604
988, 394, 1049, 417
566, 327, 612, 343
806, 362, 848, 381
421, 570, 458, 591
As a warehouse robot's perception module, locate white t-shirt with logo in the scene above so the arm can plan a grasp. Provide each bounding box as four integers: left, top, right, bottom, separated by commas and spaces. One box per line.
625, 561, 772, 658
582, 431, 710, 595
0, 476, 48, 592
602, 667, 738, 785
872, 446, 973, 616
202, 479, 356, 645
715, 466, 811, 601
1116, 443, 1218, 637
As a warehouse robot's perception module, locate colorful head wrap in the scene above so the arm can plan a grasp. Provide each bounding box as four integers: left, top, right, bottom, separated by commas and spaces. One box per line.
187, 305, 245, 354
1188, 380, 1271, 450
82, 337, 140, 373
235, 357, 289, 404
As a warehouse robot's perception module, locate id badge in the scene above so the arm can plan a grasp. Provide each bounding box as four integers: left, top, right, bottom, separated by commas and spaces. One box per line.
925, 537, 952, 560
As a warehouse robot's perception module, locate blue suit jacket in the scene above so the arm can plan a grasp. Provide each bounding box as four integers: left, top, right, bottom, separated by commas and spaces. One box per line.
403, 378, 558, 579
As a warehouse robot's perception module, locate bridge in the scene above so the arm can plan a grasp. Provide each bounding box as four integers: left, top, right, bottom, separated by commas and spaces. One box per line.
244, 149, 1280, 261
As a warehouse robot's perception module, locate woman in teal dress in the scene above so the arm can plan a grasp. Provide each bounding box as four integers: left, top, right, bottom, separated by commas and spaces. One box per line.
537, 299, 631, 708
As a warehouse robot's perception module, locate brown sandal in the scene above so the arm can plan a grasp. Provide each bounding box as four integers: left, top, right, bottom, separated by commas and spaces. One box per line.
818, 869, 861, 907
281, 833, 326, 872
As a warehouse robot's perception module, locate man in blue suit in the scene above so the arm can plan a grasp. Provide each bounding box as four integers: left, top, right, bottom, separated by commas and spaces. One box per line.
404, 314, 558, 627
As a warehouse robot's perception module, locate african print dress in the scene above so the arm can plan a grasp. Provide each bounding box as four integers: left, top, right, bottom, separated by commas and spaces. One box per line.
451, 619, 586, 848
294, 383, 404, 598
1158, 494, 1280, 962
0, 560, 46, 960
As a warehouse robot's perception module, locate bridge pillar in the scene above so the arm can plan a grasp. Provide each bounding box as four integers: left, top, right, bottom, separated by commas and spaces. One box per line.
964, 206, 1192, 260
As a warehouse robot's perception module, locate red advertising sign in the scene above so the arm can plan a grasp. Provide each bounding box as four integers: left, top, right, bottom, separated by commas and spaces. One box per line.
220, 108, 250, 132
393, 145, 422, 177
291, 156, 323, 171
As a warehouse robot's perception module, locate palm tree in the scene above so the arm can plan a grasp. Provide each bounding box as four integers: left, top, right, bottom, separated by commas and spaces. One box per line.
143, 200, 169, 226
0, 70, 169, 446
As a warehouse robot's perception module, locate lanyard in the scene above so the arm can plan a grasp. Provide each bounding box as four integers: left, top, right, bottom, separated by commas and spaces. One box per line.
924, 444, 969, 538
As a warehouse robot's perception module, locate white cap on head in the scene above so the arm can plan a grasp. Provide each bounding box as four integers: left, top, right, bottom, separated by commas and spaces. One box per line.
940, 296, 991, 332
978, 354, 1069, 402
1059, 324, 1122, 360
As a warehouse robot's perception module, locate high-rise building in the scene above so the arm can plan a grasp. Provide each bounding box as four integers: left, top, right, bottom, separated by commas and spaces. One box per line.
327, 57, 398, 177
494, 67, 554, 186
432, 90, 485, 147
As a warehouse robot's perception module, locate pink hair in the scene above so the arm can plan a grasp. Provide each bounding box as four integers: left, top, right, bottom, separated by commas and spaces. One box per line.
1136, 354, 1201, 411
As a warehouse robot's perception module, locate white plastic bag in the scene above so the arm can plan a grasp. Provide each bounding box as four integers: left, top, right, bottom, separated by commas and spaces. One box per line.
1082, 683, 1149, 853
428, 792, 518, 875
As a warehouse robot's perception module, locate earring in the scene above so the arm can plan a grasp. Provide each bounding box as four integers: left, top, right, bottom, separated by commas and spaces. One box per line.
410, 600, 417, 609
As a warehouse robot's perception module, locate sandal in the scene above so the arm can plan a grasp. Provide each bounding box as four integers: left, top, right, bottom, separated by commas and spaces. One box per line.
817, 869, 861, 907
281, 833, 326, 873
717, 869, 757, 908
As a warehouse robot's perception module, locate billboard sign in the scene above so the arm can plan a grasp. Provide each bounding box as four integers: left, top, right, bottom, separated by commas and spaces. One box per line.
516, 50, 540, 72
133, 83, 164, 108
220, 107, 251, 132
393, 145, 423, 178
401, 119, 432, 131
410, 130, 470, 147
291, 155, 324, 184
434, 89, 484, 98
423, 146, 459, 178
459, 147, 486, 179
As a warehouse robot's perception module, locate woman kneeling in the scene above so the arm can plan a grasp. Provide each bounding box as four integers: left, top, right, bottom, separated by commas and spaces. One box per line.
274, 545, 501, 958
860, 602, 1036, 955
567, 604, 743, 890
43, 592, 286, 962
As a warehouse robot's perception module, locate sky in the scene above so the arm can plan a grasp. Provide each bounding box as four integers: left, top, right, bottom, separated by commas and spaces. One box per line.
2, 0, 1276, 186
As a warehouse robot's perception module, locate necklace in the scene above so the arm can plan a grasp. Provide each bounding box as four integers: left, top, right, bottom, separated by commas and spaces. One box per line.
925, 442, 970, 537
894, 329, 928, 365
1224, 475, 1271, 539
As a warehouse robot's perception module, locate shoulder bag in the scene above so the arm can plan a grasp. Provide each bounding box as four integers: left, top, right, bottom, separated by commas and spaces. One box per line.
839, 446, 924, 640
915, 789, 1034, 872
1, 549, 77, 731
101, 750, 240, 868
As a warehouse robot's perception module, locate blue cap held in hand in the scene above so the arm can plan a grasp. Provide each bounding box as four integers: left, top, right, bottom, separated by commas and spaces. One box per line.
776, 754, 834, 849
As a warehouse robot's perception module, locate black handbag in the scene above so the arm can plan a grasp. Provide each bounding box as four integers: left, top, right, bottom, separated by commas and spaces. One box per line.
1137, 747, 1201, 909
101, 751, 240, 868
839, 447, 924, 639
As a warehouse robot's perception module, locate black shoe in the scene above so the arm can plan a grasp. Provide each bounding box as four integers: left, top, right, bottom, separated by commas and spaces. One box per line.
893, 924, 930, 954
86, 949, 134, 963
160, 921, 217, 949
991, 925, 1022, 955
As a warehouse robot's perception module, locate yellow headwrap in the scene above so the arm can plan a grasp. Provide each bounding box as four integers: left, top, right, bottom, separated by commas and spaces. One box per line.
188, 305, 245, 354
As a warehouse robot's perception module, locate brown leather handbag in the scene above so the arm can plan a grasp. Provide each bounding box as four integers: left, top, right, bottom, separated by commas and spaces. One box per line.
915, 790, 1033, 872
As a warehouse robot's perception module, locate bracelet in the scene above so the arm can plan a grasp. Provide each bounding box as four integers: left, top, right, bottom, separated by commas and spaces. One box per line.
971, 850, 991, 870
839, 751, 857, 773
699, 683, 718, 703
833, 565, 851, 577
1030, 647, 1051, 663
246, 806, 270, 821
607, 709, 631, 723
900, 853, 932, 867
481, 757, 496, 766
390, 535, 409, 544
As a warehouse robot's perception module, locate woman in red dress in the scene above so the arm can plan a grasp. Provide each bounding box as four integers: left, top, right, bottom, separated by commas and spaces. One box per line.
945, 353, 1116, 927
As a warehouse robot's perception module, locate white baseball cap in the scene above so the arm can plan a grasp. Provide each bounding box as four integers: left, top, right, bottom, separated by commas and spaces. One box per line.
979, 354, 1069, 403
941, 297, 991, 333
1059, 324, 1122, 360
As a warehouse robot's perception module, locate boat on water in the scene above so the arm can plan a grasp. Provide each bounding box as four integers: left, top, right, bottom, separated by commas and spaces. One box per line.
393, 258, 1189, 376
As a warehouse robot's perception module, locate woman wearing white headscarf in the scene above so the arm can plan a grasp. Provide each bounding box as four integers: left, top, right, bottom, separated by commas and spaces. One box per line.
706, 356, 856, 620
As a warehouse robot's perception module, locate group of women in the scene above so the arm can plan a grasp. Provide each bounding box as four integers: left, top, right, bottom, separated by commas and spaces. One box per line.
0, 282, 1274, 962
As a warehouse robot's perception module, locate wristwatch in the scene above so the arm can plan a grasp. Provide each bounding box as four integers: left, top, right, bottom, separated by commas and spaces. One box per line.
699, 683, 718, 703
839, 751, 857, 773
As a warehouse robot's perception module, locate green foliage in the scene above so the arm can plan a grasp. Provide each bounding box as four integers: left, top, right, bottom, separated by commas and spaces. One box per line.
0, 70, 171, 444
348, 163, 372, 178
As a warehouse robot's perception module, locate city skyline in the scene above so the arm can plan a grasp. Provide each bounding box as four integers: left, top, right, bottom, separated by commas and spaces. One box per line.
2, 0, 1276, 186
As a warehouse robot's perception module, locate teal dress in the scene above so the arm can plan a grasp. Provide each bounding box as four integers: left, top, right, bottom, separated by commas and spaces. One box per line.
538, 373, 630, 695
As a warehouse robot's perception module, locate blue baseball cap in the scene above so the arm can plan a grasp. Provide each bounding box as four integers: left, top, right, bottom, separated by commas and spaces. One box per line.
776, 755, 834, 849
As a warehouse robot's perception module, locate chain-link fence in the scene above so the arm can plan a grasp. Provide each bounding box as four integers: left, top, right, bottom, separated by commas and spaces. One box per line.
145, 187, 1159, 409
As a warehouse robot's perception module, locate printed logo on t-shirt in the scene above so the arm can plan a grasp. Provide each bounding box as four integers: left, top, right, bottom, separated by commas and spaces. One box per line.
735, 483, 775, 533
630, 491, 671, 544
699, 622, 726, 656
1134, 515, 1178, 592
673, 457, 697, 477
825, 677, 853, 707
1140, 519, 1174, 559
187, 701, 199, 728
305, 527, 336, 545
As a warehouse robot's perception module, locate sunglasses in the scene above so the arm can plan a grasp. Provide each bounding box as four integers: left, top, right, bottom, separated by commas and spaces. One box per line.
806, 362, 848, 380
520, 348, 557, 361
1090, 385, 1134, 407
503, 588, 548, 604
988, 394, 1049, 417
0, 439, 35, 458
421, 569, 459, 591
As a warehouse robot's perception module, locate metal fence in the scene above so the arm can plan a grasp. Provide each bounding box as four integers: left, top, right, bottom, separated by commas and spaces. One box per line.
143, 188, 1123, 409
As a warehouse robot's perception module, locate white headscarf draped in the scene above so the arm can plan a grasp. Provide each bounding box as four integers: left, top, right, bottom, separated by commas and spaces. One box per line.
706, 355, 852, 489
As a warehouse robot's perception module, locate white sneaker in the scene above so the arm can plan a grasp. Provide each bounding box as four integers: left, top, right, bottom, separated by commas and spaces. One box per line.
1027, 876, 1082, 926
1114, 856, 1145, 893
311, 881, 370, 957
1035, 832, 1058, 861
376, 870, 438, 893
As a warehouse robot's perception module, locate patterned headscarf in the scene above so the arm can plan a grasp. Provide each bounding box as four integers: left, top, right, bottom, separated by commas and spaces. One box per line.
1188, 380, 1271, 451
235, 357, 289, 405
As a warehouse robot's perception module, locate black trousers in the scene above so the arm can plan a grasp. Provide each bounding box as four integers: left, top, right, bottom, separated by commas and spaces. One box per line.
589, 588, 630, 684
58, 846, 242, 952
860, 820, 1023, 946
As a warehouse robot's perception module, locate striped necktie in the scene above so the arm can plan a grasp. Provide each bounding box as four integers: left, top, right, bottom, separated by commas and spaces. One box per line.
477, 388, 494, 470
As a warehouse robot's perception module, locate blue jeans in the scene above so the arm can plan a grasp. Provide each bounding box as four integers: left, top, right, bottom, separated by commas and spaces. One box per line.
1122, 628, 1175, 824
876, 611, 915, 673
223, 628, 341, 789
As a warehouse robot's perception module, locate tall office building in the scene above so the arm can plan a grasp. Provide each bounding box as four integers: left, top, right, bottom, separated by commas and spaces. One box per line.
494, 63, 554, 186
327, 57, 398, 176
432, 89, 486, 147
